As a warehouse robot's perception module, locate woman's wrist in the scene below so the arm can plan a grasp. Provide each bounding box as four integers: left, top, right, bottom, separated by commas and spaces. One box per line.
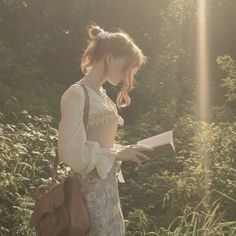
115, 148, 125, 161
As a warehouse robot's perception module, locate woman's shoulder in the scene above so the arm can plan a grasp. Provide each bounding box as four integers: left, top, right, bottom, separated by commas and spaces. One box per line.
60, 82, 87, 108
70, 81, 85, 93
62, 81, 86, 98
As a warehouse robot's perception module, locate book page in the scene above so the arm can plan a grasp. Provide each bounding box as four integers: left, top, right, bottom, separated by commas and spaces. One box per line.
137, 130, 173, 148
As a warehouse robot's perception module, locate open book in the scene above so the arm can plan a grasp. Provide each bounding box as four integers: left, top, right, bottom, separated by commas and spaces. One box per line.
113, 130, 175, 157
137, 130, 175, 158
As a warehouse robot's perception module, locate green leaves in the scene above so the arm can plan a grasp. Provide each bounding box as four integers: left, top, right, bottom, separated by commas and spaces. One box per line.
0, 110, 70, 235
120, 113, 236, 234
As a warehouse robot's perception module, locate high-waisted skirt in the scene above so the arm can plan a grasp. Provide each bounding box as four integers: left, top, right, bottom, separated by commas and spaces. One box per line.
76, 160, 126, 236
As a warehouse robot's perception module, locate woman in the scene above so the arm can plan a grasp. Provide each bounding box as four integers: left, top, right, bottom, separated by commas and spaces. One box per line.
58, 23, 153, 236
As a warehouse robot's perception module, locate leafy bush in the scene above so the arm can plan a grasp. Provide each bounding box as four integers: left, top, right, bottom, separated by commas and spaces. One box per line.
119, 114, 236, 234
0, 110, 70, 235
1, 108, 236, 235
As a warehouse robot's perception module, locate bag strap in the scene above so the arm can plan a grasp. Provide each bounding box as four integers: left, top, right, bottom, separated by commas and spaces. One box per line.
51, 83, 89, 187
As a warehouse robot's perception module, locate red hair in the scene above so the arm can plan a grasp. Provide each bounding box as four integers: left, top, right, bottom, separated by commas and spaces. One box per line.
81, 23, 148, 109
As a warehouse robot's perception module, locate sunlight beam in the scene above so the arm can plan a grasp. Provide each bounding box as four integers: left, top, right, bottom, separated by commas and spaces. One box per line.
198, 0, 209, 122
197, 0, 210, 196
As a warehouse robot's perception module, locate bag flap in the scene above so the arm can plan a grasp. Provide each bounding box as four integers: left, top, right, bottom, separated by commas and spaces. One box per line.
29, 181, 65, 227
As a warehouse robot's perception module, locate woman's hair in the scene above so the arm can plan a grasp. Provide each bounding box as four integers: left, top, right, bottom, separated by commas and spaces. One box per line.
80, 22, 148, 109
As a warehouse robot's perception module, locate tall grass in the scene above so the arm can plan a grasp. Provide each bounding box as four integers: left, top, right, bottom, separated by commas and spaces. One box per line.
126, 190, 236, 236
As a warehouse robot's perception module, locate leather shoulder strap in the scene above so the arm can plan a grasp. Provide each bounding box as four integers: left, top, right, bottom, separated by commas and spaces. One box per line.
79, 83, 89, 130
51, 83, 89, 187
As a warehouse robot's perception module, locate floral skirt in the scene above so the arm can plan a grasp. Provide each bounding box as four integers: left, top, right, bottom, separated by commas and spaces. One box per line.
76, 160, 126, 236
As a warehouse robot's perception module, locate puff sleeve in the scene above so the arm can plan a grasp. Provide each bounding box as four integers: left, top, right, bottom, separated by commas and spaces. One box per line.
57, 84, 120, 179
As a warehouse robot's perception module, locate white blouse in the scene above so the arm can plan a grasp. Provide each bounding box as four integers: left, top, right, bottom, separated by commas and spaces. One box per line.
57, 81, 125, 182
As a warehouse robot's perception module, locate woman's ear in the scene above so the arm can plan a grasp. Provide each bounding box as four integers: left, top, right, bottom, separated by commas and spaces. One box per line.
105, 54, 113, 65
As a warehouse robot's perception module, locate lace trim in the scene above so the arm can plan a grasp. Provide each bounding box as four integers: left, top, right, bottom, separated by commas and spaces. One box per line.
86, 110, 124, 129
101, 92, 124, 126
79, 85, 124, 128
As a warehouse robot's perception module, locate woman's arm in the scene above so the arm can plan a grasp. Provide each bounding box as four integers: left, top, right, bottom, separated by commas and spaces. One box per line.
58, 84, 119, 179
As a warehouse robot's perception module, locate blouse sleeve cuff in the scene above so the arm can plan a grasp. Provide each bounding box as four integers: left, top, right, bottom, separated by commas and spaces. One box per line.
86, 141, 118, 179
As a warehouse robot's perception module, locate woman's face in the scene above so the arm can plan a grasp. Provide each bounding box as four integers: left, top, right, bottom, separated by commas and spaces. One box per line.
105, 55, 138, 85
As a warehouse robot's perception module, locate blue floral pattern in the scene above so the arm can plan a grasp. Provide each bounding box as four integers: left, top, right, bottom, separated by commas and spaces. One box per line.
77, 160, 126, 236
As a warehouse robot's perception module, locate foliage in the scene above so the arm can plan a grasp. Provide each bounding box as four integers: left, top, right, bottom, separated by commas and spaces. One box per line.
118, 114, 236, 234
1, 107, 235, 235
0, 110, 70, 235
0, 39, 64, 126
125, 197, 236, 236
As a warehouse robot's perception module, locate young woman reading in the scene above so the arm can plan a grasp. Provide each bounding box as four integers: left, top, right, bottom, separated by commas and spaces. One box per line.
58, 23, 153, 235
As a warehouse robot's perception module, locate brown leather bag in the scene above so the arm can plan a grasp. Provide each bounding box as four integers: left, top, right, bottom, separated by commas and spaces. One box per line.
29, 83, 91, 236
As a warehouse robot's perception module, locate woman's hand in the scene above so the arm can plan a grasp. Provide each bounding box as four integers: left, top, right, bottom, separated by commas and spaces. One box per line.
116, 144, 154, 166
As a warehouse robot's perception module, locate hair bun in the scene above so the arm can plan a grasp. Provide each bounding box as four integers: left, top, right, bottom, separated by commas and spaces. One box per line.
87, 24, 104, 40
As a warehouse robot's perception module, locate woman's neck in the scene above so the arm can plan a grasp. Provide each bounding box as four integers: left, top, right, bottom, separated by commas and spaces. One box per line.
84, 64, 107, 91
